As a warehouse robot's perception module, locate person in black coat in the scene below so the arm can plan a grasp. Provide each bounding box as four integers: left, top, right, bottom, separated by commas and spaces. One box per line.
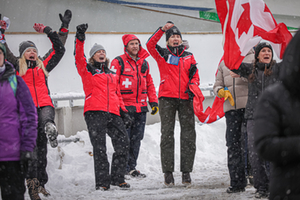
231, 42, 282, 199
254, 29, 300, 200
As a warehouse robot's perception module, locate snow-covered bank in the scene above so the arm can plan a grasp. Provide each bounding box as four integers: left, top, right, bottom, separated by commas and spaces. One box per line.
24, 118, 258, 200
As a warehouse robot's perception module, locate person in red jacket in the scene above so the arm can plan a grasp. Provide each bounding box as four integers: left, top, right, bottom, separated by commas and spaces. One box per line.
1, 15, 67, 199
146, 21, 200, 186
110, 34, 158, 178
74, 23, 131, 191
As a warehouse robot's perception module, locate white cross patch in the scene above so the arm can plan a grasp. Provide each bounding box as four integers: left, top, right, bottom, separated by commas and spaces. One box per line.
122, 78, 132, 88
110, 65, 117, 73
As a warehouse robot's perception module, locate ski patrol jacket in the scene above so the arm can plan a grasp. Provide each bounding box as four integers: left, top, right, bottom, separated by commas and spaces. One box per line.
4, 31, 65, 108
0, 62, 37, 161
74, 38, 126, 116
146, 28, 200, 100
110, 35, 158, 113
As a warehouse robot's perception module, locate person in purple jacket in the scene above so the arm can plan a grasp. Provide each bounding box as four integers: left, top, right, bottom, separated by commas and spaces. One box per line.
0, 43, 38, 200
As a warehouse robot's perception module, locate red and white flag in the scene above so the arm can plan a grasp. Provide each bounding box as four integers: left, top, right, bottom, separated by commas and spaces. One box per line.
215, 0, 292, 70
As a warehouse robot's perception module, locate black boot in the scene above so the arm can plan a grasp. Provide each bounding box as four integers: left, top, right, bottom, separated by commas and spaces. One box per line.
164, 171, 174, 186
182, 172, 191, 185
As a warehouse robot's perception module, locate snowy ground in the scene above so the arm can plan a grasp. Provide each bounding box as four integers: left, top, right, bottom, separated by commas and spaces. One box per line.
24, 118, 259, 200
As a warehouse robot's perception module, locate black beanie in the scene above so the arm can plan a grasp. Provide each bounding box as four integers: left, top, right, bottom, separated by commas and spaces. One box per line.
255, 42, 273, 61
19, 41, 38, 58
165, 26, 182, 41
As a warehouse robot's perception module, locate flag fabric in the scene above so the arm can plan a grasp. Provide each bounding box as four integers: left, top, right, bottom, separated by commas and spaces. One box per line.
215, 0, 293, 70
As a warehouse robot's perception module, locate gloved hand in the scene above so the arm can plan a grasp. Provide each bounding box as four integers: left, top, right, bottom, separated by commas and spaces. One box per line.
59, 9, 72, 29
76, 23, 88, 41
185, 88, 195, 100
150, 102, 159, 115
20, 151, 35, 175
120, 109, 133, 129
33, 23, 52, 35
218, 87, 235, 106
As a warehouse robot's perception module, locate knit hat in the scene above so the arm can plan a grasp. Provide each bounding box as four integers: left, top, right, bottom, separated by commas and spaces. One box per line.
0, 43, 6, 59
19, 41, 38, 58
165, 26, 182, 41
89, 43, 106, 58
122, 34, 141, 46
255, 42, 273, 61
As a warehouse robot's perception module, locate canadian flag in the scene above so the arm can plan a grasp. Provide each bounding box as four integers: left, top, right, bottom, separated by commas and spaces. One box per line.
215, 0, 292, 70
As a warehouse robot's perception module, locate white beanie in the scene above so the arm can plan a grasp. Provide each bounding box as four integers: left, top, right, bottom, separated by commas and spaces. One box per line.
89, 43, 105, 58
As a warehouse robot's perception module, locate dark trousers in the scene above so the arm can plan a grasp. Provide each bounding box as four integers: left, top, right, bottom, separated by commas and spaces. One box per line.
27, 106, 55, 187
126, 112, 146, 172
247, 120, 270, 191
85, 111, 129, 188
0, 161, 26, 200
159, 97, 196, 173
225, 109, 247, 188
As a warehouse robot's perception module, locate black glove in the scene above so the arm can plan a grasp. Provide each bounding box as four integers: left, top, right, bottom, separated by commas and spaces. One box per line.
76, 23, 88, 41
59, 9, 72, 29
150, 102, 159, 115
20, 151, 34, 174
185, 88, 195, 100
120, 109, 133, 129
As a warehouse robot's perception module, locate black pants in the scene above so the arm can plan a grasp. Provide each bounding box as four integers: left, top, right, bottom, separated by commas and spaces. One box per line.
225, 109, 247, 189
247, 119, 270, 191
0, 161, 26, 200
126, 112, 146, 172
27, 106, 55, 187
85, 111, 129, 189
159, 97, 196, 173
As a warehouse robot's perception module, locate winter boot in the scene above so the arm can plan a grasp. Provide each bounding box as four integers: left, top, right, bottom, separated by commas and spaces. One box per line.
96, 186, 109, 191
26, 178, 41, 200
38, 185, 51, 197
164, 171, 174, 186
255, 190, 269, 199
129, 169, 146, 178
226, 186, 245, 193
111, 181, 130, 189
45, 122, 58, 148
182, 172, 191, 185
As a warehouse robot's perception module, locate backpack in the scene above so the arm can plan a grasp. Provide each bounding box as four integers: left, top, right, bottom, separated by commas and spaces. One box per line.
8, 74, 17, 96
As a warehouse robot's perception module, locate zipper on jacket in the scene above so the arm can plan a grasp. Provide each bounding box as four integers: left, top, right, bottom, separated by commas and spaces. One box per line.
179, 59, 183, 99
107, 75, 110, 112
233, 78, 237, 110
32, 69, 39, 108
136, 63, 139, 103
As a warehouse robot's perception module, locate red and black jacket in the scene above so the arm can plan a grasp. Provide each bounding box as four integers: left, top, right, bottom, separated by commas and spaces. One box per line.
5, 31, 65, 108
74, 38, 126, 116
110, 46, 158, 113
146, 27, 200, 100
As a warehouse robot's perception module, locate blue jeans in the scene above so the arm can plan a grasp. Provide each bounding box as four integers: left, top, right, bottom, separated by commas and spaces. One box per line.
126, 112, 146, 172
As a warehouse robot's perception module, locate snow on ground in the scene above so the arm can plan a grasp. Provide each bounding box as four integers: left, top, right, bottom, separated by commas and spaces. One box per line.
24, 118, 258, 200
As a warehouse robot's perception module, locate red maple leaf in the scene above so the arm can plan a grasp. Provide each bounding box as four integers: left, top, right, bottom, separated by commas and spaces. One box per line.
236, 3, 252, 38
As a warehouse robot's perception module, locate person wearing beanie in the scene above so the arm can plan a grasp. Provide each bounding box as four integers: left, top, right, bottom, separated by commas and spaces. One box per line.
75, 23, 131, 191
231, 41, 283, 199
146, 21, 200, 186
110, 34, 158, 178
1, 14, 66, 199
0, 40, 38, 200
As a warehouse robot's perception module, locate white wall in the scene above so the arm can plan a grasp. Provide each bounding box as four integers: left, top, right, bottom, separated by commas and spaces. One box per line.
5, 33, 224, 95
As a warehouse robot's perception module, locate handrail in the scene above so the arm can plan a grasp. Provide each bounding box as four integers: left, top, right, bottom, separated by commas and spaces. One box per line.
51, 86, 215, 107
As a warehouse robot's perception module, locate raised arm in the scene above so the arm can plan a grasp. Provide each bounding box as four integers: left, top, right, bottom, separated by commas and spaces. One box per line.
33, 23, 65, 72
74, 23, 88, 77
41, 9, 72, 60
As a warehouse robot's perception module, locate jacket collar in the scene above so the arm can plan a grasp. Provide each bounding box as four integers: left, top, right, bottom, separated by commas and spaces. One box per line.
167, 44, 186, 57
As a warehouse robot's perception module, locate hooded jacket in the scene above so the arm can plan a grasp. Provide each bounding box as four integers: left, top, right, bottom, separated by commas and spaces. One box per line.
110, 34, 158, 113
254, 29, 300, 200
146, 27, 199, 100
74, 38, 126, 116
0, 61, 37, 161
4, 31, 65, 108
214, 49, 254, 112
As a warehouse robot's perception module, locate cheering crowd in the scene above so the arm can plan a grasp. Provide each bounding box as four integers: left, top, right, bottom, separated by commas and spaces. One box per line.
0, 7, 300, 200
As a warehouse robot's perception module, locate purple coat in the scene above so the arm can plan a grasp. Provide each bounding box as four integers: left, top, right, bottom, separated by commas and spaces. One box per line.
0, 61, 37, 161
